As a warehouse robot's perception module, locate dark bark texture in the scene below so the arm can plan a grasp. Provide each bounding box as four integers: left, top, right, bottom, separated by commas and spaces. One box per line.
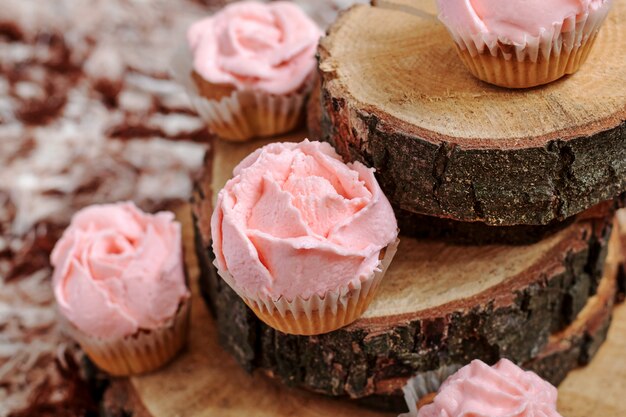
194, 213, 613, 410
311, 46, 626, 227
360, 287, 615, 412
394, 207, 575, 245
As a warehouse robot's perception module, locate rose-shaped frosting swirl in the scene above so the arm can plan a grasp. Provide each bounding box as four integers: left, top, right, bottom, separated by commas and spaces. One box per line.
438, 0, 610, 45
211, 140, 398, 301
51, 202, 189, 340
418, 359, 562, 417
187, 1, 323, 95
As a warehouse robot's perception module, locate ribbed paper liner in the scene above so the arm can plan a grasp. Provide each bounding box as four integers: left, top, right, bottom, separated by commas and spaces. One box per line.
215, 239, 399, 335
171, 45, 311, 142
62, 298, 190, 376
399, 364, 462, 417
444, 1, 612, 88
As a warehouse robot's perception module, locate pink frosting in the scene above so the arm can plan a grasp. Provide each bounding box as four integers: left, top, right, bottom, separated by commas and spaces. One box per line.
211, 140, 398, 301
437, 0, 609, 44
187, 1, 322, 95
51, 202, 189, 340
418, 359, 562, 417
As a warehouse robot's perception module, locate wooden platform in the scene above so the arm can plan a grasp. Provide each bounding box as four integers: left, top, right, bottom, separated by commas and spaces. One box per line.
312, 0, 626, 226
189, 136, 617, 408
108, 304, 626, 417
103, 205, 626, 416
101, 0, 626, 411
100, 151, 626, 417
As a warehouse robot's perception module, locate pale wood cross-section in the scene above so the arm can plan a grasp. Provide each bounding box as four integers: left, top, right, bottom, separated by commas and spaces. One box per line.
105, 201, 626, 416
314, 0, 626, 226
187, 134, 620, 405
99, 135, 626, 416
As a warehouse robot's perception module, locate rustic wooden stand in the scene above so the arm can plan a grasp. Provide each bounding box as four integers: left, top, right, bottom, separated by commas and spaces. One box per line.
191, 136, 617, 407
311, 0, 626, 226
100, 0, 626, 412
101, 187, 626, 416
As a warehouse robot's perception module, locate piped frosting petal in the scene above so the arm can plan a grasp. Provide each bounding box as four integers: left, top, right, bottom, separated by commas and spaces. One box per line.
211, 140, 398, 301
187, 1, 323, 95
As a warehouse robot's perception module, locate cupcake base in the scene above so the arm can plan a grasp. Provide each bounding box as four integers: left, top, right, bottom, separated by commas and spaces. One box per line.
398, 364, 462, 417
171, 46, 310, 142
456, 33, 600, 89
242, 275, 382, 335
215, 240, 399, 336
64, 299, 190, 376
447, 0, 611, 89
191, 72, 308, 141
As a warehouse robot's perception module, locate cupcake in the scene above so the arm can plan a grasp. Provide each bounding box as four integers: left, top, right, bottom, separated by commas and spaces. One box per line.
51, 202, 190, 376
211, 140, 399, 335
183, 1, 323, 141
398, 365, 462, 417
437, 0, 613, 88
404, 359, 563, 417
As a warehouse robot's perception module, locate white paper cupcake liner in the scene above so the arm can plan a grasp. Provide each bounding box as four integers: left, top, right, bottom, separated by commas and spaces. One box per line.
214, 238, 399, 335
399, 364, 462, 417
446, 1, 612, 62
443, 1, 612, 87
61, 298, 190, 376
171, 45, 311, 142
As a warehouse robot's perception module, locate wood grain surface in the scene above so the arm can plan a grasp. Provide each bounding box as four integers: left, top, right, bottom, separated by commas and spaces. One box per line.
314, 0, 626, 226
191, 136, 616, 406
109, 145, 626, 417
117, 204, 626, 417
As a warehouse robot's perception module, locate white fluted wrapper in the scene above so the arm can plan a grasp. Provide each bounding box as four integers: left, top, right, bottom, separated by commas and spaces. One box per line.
214, 239, 399, 335
445, 1, 612, 88
399, 364, 463, 417
61, 298, 190, 376
171, 45, 311, 142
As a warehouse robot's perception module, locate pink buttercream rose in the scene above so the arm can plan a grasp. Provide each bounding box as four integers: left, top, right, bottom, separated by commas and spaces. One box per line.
51, 202, 189, 340
418, 359, 562, 417
211, 140, 398, 301
187, 1, 322, 95
438, 0, 611, 45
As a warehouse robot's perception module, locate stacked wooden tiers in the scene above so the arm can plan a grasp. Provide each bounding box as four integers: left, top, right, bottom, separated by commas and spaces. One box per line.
195, 0, 626, 412
109, 0, 626, 415
192, 141, 625, 412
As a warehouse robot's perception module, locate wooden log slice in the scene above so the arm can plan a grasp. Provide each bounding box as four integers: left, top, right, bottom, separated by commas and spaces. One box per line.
525, 254, 620, 387
99, 196, 626, 417
191, 136, 616, 408
310, 79, 626, 245
101, 258, 618, 417
312, 0, 626, 226
362, 247, 621, 411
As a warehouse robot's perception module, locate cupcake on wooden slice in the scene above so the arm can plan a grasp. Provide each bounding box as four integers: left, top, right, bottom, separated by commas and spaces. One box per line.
51, 202, 190, 376
211, 140, 399, 335
402, 359, 563, 417
181, 1, 322, 141
437, 0, 613, 88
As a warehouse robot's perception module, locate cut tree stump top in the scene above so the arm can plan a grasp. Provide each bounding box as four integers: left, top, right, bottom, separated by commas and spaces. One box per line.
105, 136, 626, 416
189, 135, 617, 405
361, 226, 579, 320
315, 0, 626, 225
113, 203, 626, 417
326, 0, 625, 143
